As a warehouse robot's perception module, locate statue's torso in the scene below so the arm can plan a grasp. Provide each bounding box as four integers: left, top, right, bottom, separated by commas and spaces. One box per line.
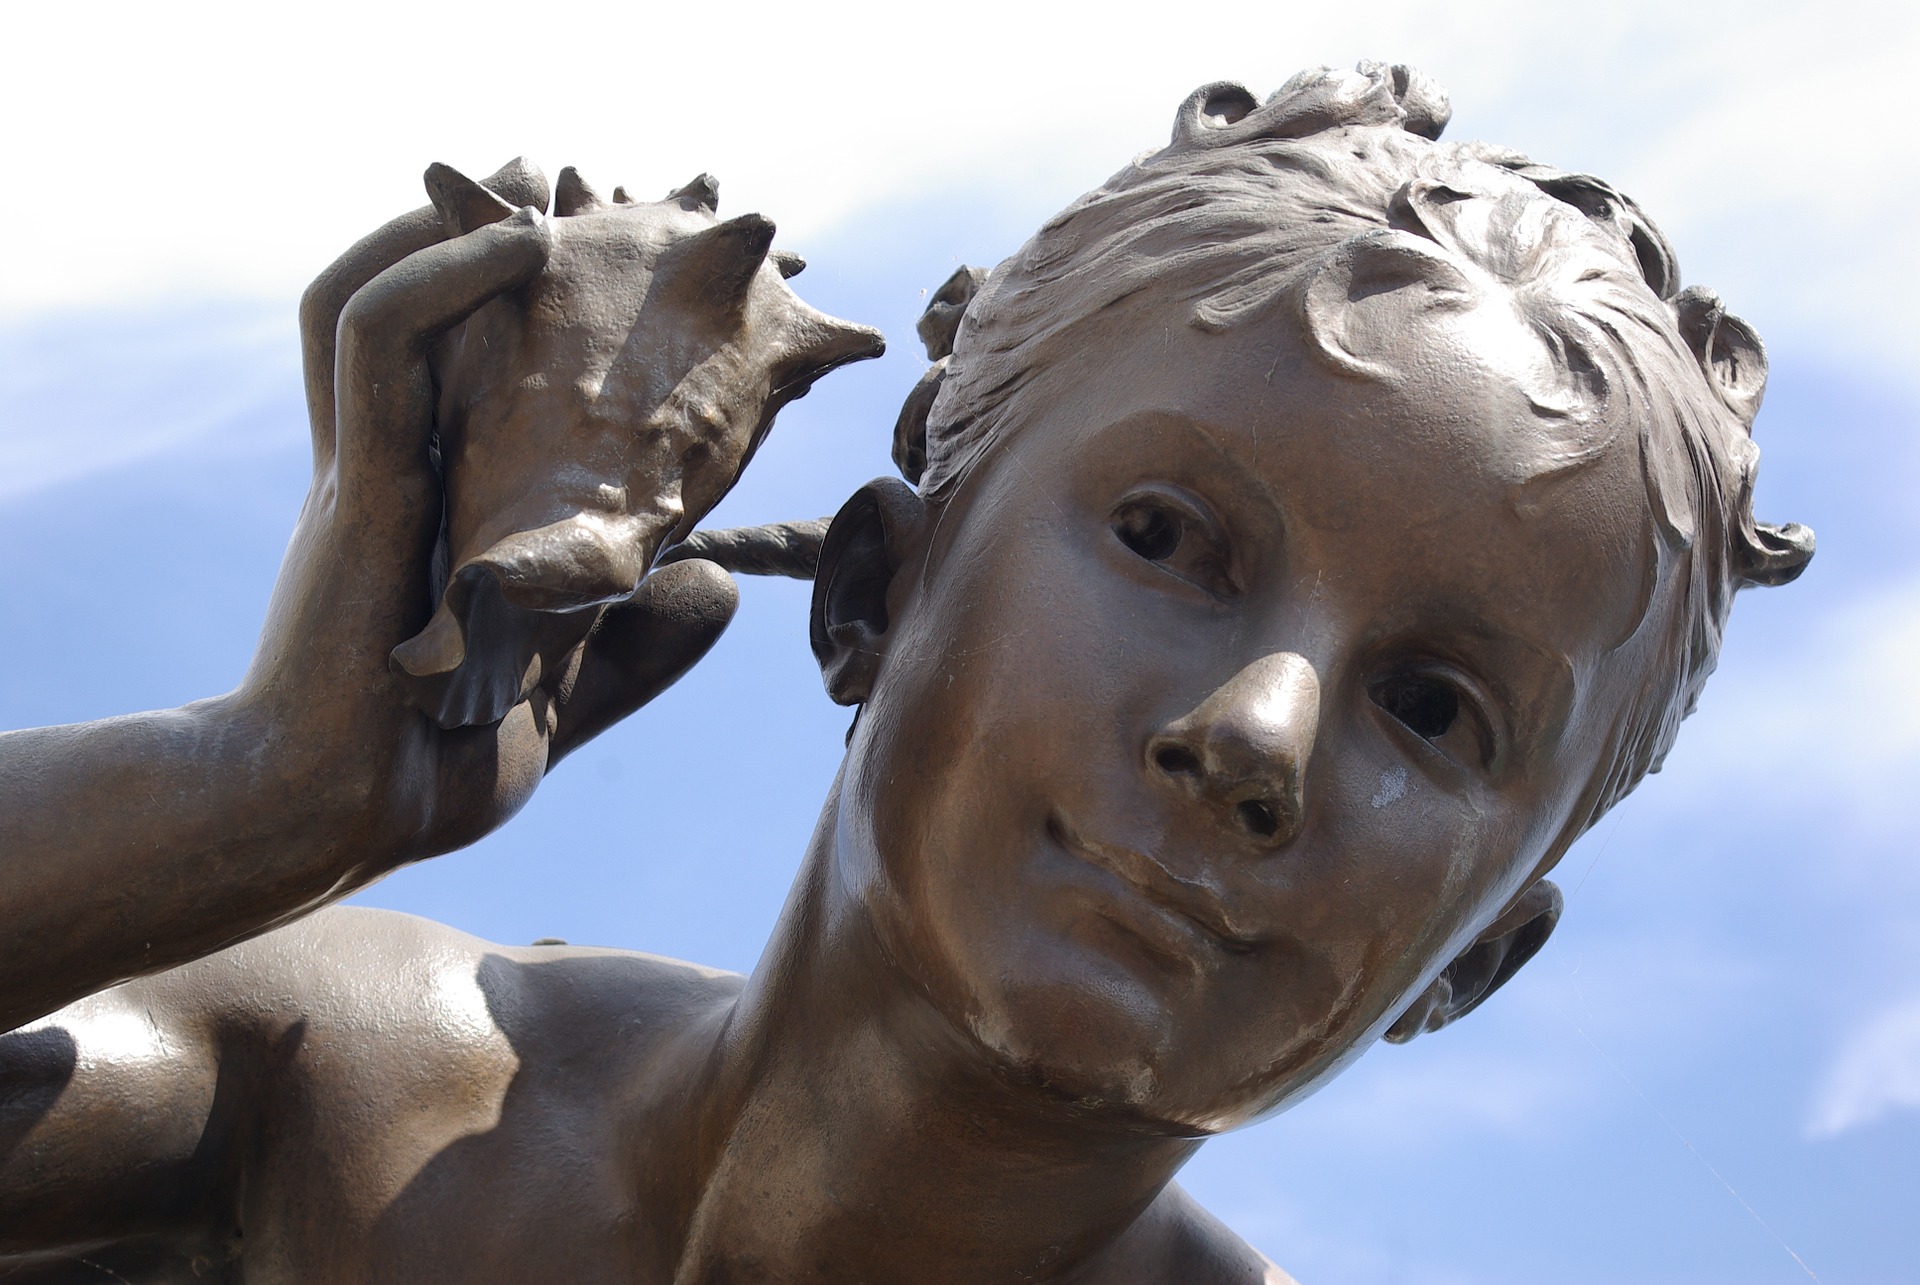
1, 908, 1286, 1284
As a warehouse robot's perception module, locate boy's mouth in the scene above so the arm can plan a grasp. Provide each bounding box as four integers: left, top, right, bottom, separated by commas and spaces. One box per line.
1044, 811, 1259, 959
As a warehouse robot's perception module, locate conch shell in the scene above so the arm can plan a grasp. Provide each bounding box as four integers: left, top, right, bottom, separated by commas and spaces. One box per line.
387, 162, 884, 728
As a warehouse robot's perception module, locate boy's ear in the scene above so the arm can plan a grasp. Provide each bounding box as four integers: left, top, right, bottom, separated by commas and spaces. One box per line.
1384, 879, 1562, 1044
810, 477, 925, 706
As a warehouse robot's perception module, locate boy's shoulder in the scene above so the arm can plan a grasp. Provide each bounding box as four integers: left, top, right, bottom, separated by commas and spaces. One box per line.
136, 904, 744, 1076
1087, 1181, 1299, 1285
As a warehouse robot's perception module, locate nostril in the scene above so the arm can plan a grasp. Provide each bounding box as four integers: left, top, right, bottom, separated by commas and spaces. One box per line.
1236, 799, 1281, 839
1154, 744, 1202, 777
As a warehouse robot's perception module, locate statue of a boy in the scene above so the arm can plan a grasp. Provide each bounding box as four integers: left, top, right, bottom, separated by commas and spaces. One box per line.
0, 63, 1810, 1282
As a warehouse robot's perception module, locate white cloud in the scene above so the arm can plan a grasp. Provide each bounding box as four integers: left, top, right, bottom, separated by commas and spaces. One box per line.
1659, 576, 1920, 839
1, 1, 1914, 377
1806, 995, 1920, 1138
1598, 4, 1920, 375
0, 304, 297, 502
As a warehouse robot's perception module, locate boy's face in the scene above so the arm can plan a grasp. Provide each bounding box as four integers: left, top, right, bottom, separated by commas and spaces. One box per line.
835, 289, 1661, 1131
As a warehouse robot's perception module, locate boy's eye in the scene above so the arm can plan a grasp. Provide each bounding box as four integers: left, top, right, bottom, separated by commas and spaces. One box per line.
1370, 669, 1496, 771
1114, 503, 1183, 561
1372, 674, 1459, 741
1109, 489, 1238, 598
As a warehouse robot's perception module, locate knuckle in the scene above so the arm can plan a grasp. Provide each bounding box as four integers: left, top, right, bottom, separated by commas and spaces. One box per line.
336, 282, 402, 346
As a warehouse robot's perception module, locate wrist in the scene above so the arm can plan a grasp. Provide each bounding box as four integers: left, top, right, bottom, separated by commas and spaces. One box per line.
217, 683, 420, 874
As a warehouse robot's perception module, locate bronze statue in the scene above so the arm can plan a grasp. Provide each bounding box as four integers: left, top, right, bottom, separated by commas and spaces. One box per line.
0, 63, 1811, 1282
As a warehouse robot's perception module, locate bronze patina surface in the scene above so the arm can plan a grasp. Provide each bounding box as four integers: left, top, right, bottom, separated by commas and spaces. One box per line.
0, 64, 1810, 1283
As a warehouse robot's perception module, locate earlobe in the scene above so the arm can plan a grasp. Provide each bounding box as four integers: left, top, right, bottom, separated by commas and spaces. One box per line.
810, 478, 925, 707
1384, 879, 1562, 1044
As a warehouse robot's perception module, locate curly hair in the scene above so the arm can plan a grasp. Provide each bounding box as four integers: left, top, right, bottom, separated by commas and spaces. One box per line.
909, 61, 1812, 837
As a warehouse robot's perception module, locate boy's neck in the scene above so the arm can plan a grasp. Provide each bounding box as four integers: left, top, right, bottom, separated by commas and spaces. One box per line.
664, 785, 1201, 1284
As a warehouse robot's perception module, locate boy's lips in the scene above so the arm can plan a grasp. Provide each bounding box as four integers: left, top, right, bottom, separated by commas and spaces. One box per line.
1045, 812, 1260, 957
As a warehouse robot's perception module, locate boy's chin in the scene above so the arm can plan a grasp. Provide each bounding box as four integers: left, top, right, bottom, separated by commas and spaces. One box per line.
954, 955, 1254, 1134
938, 928, 1368, 1134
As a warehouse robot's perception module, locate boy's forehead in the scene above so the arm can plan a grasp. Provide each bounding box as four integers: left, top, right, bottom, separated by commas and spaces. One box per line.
1020, 304, 1659, 657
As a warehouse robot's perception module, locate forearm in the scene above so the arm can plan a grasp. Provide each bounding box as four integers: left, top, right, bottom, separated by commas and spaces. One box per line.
0, 697, 394, 1031
0, 212, 565, 1033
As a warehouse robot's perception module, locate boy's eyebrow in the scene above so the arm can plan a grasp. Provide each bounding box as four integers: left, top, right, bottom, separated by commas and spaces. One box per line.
1142, 413, 1290, 532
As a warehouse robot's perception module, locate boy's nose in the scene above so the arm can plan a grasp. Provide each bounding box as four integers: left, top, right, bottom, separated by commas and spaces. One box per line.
1146, 652, 1320, 848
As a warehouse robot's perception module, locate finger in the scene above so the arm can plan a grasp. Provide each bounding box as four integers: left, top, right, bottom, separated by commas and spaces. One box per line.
300, 158, 549, 470
656, 518, 831, 579
332, 208, 549, 507
299, 208, 442, 470
548, 559, 740, 765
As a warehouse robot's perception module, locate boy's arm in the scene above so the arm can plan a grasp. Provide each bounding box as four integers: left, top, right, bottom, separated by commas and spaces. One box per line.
0, 209, 550, 1033
0, 179, 736, 1034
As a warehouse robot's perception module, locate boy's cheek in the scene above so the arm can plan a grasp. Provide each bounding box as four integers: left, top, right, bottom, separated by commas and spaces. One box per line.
1298, 746, 1514, 941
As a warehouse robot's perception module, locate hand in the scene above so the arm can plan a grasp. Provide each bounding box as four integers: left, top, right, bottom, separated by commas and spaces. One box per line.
0, 163, 739, 1029
244, 162, 739, 861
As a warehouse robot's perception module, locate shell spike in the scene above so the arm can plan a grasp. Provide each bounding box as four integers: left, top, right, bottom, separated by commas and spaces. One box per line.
554, 166, 604, 217
668, 173, 721, 214
677, 212, 776, 313
786, 311, 887, 379
425, 162, 519, 236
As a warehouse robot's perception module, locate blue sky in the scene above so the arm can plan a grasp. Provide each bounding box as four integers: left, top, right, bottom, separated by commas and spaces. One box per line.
4, 3, 1916, 1281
